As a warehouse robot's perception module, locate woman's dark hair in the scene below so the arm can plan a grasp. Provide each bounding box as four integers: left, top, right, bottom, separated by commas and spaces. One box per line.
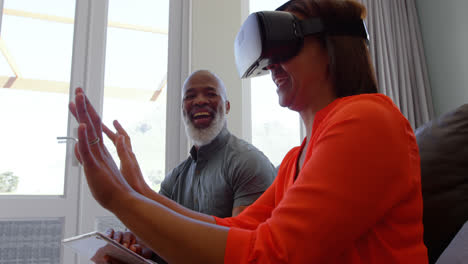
278, 0, 378, 97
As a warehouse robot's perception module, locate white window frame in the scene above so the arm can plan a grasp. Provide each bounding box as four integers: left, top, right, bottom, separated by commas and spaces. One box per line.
0, 0, 189, 263
73, 1, 190, 263
165, 0, 191, 170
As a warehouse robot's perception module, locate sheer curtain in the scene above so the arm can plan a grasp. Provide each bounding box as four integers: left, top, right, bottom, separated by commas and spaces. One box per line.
358, 0, 435, 128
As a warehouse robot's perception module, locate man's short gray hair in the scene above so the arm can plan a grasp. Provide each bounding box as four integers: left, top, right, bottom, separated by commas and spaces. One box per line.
182, 69, 228, 101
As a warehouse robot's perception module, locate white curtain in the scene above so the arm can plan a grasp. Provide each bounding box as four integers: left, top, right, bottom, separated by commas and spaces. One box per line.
358, 0, 434, 128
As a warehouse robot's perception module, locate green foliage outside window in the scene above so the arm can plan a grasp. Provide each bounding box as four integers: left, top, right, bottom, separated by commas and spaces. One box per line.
0, 171, 19, 193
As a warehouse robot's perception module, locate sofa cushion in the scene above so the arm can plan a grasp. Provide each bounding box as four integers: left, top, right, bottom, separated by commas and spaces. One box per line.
415, 104, 468, 263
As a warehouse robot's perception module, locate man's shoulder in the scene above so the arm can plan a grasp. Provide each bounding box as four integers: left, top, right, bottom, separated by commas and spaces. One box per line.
222, 131, 273, 170
175, 156, 192, 168
225, 132, 264, 157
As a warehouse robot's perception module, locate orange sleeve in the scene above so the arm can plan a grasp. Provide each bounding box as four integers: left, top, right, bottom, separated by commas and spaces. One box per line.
215, 146, 301, 230
223, 99, 420, 263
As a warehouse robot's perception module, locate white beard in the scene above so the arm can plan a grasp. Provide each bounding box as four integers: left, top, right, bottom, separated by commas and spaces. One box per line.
183, 103, 226, 147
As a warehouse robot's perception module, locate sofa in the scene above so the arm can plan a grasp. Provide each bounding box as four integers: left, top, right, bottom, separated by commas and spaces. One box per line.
415, 104, 468, 263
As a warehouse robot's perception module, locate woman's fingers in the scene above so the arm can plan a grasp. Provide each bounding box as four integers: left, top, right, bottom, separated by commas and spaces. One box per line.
74, 88, 103, 143
103, 123, 118, 145
82, 92, 104, 140
116, 134, 137, 163
71, 89, 113, 155
71, 94, 109, 161
77, 124, 97, 168
116, 135, 130, 160
105, 229, 136, 252
72, 92, 133, 209
75, 93, 100, 146
75, 92, 115, 161
74, 144, 83, 164
129, 244, 142, 255
69, 102, 78, 120
113, 120, 128, 137
113, 120, 132, 150
121, 232, 136, 248
115, 135, 147, 193
112, 231, 124, 244
105, 228, 115, 239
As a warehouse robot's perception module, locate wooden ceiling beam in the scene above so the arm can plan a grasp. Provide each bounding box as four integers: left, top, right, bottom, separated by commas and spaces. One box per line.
0, 76, 162, 102
3, 8, 168, 34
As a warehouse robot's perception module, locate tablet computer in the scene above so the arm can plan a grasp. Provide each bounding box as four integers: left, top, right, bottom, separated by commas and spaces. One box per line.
63, 231, 157, 264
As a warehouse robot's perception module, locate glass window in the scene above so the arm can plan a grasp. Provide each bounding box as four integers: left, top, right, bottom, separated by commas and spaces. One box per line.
249, 0, 301, 166
102, 0, 169, 192
0, 0, 75, 195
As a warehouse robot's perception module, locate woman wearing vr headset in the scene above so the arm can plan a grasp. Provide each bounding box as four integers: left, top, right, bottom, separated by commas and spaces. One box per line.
69, 0, 428, 263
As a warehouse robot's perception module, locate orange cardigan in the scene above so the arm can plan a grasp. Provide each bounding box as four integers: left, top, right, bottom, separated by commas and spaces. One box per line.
215, 94, 428, 263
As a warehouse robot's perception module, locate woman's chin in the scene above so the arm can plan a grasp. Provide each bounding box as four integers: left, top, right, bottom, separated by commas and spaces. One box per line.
278, 97, 288, 108
278, 94, 295, 109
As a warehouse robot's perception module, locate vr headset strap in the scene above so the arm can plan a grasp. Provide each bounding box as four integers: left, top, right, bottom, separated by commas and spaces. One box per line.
300, 17, 369, 43
298, 17, 325, 37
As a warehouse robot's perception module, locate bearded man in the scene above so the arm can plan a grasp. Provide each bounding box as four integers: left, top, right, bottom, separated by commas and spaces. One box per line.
160, 69, 275, 217
101, 70, 275, 263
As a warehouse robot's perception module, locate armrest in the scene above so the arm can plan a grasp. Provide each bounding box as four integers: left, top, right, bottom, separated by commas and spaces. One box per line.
436, 221, 468, 264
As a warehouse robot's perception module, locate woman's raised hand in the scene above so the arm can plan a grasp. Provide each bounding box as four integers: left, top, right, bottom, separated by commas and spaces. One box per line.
103, 121, 149, 194
68, 88, 136, 210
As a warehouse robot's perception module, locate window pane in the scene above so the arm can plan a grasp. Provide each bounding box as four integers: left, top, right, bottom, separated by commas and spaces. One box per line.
250, 0, 288, 12
249, 0, 301, 166
0, 0, 75, 195
251, 77, 301, 166
4, 0, 75, 17
103, 0, 169, 192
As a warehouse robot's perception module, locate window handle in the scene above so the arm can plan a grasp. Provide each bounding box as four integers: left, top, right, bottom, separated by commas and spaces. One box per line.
56, 136, 79, 167
56, 136, 77, 144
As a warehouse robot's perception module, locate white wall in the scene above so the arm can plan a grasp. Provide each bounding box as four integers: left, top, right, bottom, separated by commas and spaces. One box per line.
416, 0, 468, 116
190, 0, 249, 139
